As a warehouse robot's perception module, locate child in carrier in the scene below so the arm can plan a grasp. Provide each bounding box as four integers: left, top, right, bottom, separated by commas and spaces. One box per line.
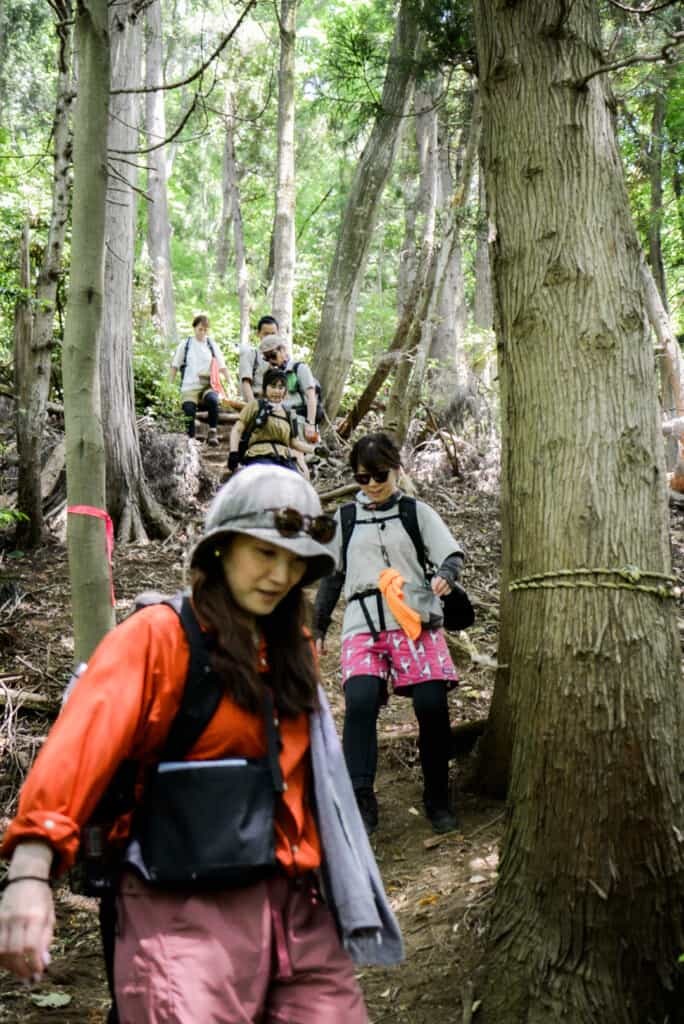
0, 465, 402, 1023
227, 367, 315, 476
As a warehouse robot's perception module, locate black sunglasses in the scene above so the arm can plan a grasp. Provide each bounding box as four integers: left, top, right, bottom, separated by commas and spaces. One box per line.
263, 350, 280, 362
265, 507, 337, 544
353, 470, 391, 485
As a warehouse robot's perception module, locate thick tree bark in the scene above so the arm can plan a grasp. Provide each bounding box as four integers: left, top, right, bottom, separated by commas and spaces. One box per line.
14, 13, 73, 547
102, 1, 172, 543
145, 0, 176, 344
62, 0, 116, 661
220, 88, 251, 348
475, 3, 684, 1022
312, 0, 421, 418
271, 0, 297, 338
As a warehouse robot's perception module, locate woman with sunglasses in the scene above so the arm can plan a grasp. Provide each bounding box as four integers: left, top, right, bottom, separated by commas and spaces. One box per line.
0, 465, 402, 1022
227, 367, 315, 476
314, 433, 465, 836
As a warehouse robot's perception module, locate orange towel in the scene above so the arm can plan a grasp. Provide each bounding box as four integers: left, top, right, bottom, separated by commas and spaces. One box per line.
378, 568, 422, 641
209, 357, 228, 399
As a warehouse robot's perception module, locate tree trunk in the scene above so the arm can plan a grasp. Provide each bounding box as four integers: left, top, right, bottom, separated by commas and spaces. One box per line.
14, 13, 73, 547
475, 3, 684, 1021
221, 87, 251, 348
145, 0, 176, 344
312, 0, 421, 418
647, 88, 667, 312
385, 83, 439, 436
473, 167, 493, 330
62, 0, 116, 662
102, 1, 172, 543
271, 0, 297, 339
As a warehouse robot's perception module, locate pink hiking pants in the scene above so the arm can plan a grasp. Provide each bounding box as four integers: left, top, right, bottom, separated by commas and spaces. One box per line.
114, 870, 368, 1023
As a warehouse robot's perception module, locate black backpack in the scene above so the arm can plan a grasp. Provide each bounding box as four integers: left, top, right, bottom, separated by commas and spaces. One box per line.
286, 363, 324, 425
339, 496, 475, 632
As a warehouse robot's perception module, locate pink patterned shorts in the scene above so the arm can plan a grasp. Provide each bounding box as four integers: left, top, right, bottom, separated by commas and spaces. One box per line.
341, 628, 458, 690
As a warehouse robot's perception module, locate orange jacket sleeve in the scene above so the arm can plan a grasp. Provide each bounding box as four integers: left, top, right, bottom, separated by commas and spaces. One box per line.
1, 605, 189, 874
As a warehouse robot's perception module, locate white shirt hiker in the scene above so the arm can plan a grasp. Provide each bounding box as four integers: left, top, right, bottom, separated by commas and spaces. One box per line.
171, 336, 227, 401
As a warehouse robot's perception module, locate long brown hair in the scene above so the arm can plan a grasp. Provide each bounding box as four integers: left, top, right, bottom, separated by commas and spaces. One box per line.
191, 544, 318, 717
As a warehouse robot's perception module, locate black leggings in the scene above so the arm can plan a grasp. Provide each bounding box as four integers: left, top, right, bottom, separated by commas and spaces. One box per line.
182, 390, 219, 437
343, 676, 452, 807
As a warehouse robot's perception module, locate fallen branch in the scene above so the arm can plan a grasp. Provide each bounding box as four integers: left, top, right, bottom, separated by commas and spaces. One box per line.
318, 482, 358, 503
0, 686, 57, 710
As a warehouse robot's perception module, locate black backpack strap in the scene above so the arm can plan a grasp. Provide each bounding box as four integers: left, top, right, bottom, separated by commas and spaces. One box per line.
339, 502, 357, 576
398, 496, 427, 572
159, 594, 224, 760
179, 337, 191, 385
207, 337, 217, 359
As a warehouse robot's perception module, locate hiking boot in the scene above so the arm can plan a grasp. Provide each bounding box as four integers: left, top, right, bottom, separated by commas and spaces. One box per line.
423, 797, 459, 835
354, 787, 379, 836
207, 428, 219, 447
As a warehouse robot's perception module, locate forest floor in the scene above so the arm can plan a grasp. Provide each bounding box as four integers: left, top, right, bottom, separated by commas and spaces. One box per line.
1, 427, 682, 1023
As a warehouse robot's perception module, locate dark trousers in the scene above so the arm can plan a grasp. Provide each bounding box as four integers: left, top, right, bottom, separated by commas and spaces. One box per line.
182, 390, 219, 438
343, 676, 452, 808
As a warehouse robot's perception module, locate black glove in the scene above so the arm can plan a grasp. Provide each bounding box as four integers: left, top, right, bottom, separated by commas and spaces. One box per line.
227, 450, 240, 472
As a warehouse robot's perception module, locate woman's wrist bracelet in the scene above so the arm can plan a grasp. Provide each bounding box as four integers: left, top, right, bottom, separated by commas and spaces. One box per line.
4, 876, 52, 888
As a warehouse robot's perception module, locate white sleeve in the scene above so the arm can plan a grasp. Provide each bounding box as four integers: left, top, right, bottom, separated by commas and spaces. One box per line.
296, 362, 315, 392
239, 344, 256, 380
416, 501, 464, 566
171, 339, 187, 369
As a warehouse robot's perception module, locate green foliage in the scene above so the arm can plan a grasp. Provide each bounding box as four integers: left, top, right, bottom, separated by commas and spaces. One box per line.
0, 507, 28, 528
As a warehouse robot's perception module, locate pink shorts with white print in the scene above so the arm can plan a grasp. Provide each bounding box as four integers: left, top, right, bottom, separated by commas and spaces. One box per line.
341, 628, 459, 690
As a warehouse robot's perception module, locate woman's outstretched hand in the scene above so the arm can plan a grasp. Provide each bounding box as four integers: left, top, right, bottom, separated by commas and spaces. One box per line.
0, 843, 55, 980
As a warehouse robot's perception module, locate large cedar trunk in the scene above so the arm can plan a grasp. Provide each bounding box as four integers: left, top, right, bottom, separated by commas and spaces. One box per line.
220, 88, 251, 348
145, 0, 176, 344
62, 0, 116, 661
312, 0, 421, 419
14, 12, 73, 547
475, 3, 684, 1021
102, 1, 172, 543
271, 0, 297, 338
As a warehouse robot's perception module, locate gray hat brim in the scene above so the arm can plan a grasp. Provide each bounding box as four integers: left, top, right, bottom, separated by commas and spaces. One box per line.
191, 524, 335, 587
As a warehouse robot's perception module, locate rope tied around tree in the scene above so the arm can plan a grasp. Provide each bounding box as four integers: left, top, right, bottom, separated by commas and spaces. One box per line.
509, 566, 680, 600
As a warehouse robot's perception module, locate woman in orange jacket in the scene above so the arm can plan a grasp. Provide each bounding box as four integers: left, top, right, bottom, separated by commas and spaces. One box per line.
0, 465, 402, 1023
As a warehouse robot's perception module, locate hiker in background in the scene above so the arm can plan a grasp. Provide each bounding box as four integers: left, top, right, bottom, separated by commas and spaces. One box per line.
227, 367, 316, 476
313, 432, 465, 837
0, 466, 402, 1022
257, 335, 319, 445
170, 314, 230, 446
239, 315, 279, 402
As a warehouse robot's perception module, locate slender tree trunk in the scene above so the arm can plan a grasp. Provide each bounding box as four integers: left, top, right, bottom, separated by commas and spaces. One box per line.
62, 0, 116, 662
221, 88, 251, 348
473, 167, 493, 329
215, 116, 233, 280
145, 0, 176, 343
312, 0, 421, 418
647, 89, 667, 311
271, 0, 297, 338
385, 83, 439, 435
14, 12, 73, 547
475, 4, 684, 1021
102, 1, 172, 543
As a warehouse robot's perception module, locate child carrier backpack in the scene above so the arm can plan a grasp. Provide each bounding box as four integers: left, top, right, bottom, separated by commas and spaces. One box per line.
236, 398, 297, 464
339, 497, 474, 632
286, 363, 324, 425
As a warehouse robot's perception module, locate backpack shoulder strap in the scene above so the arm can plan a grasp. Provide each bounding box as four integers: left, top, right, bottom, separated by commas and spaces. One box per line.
339, 502, 357, 576
207, 337, 217, 359
158, 593, 224, 760
179, 337, 191, 382
398, 496, 427, 572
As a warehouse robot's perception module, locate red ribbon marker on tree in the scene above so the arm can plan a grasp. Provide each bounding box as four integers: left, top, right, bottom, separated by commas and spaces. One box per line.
67, 505, 115, 606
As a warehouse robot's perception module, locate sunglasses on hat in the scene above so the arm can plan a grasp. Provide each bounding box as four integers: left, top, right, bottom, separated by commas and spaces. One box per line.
353, 470, 391, 485
265, 507, 337, 544
263, 350, 280, 363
